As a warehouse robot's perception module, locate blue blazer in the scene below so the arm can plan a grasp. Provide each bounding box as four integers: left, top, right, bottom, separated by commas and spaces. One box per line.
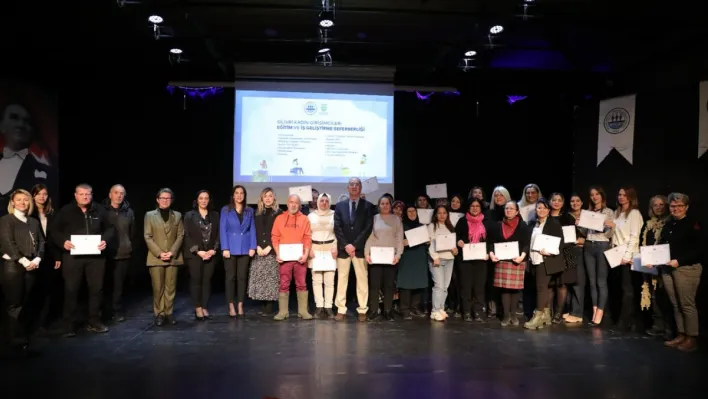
219, 206, 257, 255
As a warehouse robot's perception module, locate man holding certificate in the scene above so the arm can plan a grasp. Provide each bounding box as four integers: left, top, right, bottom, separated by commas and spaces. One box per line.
52, 184, 113, 337
271, 194, 313, 320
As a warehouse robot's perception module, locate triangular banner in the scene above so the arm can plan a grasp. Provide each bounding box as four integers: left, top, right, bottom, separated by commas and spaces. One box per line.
598, 94, 636, 166
699, 81, 708, 158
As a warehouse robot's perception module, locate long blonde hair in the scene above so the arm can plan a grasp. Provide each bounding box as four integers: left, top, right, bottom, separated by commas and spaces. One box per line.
7, 189, 34, 215
256, 187, 279, 215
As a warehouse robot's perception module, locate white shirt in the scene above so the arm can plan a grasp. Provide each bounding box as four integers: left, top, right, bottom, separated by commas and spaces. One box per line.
611, 209, 644, 260
585, 207, 615, 242
0, 148, 27, 195
427, 223, 455, 260
519, 204, 536, 222
308, 210, 336, 243
530, 220, 546, 265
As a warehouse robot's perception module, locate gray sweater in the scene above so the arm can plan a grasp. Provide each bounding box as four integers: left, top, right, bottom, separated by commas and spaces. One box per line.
364, 214, 404, 258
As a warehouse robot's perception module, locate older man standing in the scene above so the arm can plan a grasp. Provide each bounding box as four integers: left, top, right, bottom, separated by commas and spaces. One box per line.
271, 194, 312, 320
333, 177, 375, 321
102, 184, 134, 322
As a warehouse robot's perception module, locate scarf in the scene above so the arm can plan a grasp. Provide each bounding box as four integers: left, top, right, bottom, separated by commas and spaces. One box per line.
402, 205, 421, 231
502, 216, 520, 240
465, 212, 486, 243
641, 216, 666, 246
640, 216, 666, 310
315, 193, 333, 216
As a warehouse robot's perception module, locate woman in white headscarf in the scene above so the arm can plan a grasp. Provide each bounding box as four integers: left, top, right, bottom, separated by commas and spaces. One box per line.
307, 192, 337, 318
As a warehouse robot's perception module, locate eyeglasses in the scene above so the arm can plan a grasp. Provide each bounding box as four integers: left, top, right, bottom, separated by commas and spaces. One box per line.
158, 197, 172, 201
669, 204, 686, 209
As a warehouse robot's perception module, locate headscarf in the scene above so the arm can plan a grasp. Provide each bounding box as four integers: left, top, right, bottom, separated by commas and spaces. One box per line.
402, 204, 421, 231
315, 192, 333, 216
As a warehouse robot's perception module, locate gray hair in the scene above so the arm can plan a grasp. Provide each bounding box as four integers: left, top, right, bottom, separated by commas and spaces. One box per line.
288, 194, 302, 205
648, 195, 668, 218
490, 186, 511, 210
668, 192, 690, 206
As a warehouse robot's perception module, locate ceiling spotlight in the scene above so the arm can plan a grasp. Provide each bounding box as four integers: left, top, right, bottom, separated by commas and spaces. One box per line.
170, 48, 183, 54
459, 58, 476, 72
319, 19, 333, 28
315, 51, 333, 67
319, 9, 334, 28
148, 15, 163, 24
489, 25, 504, 34
464, 50, 477, 57
318, 47, 330, 53
524, 0, 535, 2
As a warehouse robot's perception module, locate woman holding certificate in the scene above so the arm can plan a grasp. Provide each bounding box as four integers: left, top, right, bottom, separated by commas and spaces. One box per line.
454, 198, 493, 322
658, 193, 702, 352
582, 186, 614, 326
397, 205, 429, 319
488, 201, 529, 327
364, 196, 403, 321
249, 188, 282, 317
607, 187, 644, 331
548, 193, 580, 324
0, 189, 44, 354
427, 205, 458, 322
308, 193, 337, 319
524, 198, 564, 330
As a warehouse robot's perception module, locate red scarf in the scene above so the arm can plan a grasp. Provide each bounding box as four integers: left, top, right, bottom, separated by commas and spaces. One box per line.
502, 216, 520, 240
465, 212, 486, 243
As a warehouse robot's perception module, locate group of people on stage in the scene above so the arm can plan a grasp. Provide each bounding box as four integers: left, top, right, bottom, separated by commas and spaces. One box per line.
0, 178, 702, 356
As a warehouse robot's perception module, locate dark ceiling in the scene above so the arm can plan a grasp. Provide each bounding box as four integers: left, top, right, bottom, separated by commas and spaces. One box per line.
3, 0, 708, 88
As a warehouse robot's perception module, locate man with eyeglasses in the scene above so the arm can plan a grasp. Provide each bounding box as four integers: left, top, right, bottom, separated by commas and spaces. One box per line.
143, 188, 184, 326
52, 183, 114, 337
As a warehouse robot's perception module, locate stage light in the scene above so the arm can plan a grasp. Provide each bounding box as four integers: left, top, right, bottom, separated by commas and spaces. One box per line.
524, 0, 535, 2
319, 10, 334, 28
490, 25, 504, 34
464, 50, 477, 57
318, 47, 330, 53
148, 15, 163, 24
170, 48, 183, 54
319, 19, 334, 28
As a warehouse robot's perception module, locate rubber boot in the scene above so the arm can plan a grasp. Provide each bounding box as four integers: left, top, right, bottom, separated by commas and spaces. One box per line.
297, 291, 313, 320
273, 293, 289, 321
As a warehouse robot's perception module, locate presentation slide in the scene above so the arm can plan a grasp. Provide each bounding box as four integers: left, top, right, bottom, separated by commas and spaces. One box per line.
234, 82, 394, 204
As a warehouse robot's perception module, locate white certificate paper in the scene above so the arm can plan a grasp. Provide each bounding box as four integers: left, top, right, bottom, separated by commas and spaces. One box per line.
578, 210, 605, 231
531, 234, 561, 255
417, 209, 433, 225
426, 183, 448, 199
640, 244, 671, 266
604, 244, 627, 268
449, 212, 464, 227
312, 250, 336, 271
435, 233, 456, 251
70, 235, 101, 255
562, 226, 577, 244
404, 225, 430, 247
361, 177, 379, 195
279, 243, 303, 261
288, 185, 313, 203
494, 242, 520, 260
371, 246, 395, 265
463, 243, 487, 261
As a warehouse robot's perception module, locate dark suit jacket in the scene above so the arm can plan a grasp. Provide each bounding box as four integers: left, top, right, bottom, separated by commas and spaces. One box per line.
526, 216, 566, 275
29, 210, 60, 261
183, 209, 220, 260
0, 153, 58, 217
333, 198, 375, 259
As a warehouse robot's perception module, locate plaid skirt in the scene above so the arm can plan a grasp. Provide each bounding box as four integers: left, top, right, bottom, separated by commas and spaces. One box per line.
494, 261, 526, 290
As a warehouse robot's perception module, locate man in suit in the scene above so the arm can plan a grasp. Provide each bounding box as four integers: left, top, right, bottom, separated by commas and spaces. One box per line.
333, 177, 375, 321
143, 188, 184, 326
0, 103, 57, 216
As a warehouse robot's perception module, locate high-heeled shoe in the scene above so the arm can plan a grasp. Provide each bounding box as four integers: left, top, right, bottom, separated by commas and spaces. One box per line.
202, 311, 213, 320
194, 312, 205, 322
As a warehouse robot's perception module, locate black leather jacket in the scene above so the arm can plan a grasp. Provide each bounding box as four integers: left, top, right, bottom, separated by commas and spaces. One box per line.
0, 213, 45, 262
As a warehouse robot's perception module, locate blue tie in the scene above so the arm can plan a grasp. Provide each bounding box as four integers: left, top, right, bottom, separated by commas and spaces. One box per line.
350, 200, 357, 224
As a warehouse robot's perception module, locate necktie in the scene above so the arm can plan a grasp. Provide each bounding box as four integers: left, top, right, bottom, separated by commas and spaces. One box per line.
350, 200, 357, 224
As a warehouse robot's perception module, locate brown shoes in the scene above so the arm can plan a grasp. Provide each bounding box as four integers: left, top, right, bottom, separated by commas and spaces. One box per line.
664, 334, 686, 348
334, 313, 346, 321
665, 334, 698, 352
358, 313, 367, 322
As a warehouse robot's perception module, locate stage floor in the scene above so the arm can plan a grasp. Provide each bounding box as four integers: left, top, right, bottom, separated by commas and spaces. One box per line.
3, 294, 705, 399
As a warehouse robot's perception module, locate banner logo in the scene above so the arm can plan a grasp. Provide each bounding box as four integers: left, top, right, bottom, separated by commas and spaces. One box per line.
304, 101, 317, 115
603, 108, 630, 134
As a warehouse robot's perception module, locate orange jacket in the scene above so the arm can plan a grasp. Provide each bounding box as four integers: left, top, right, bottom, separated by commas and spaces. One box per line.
271, 211, 312, 250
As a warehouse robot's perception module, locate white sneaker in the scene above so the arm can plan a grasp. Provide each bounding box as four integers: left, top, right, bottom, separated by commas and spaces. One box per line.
430, 311, 446, 322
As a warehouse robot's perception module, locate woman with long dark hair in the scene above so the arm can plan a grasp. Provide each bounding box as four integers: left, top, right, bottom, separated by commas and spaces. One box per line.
427, 205, 458, 321
583, 186, 614, 326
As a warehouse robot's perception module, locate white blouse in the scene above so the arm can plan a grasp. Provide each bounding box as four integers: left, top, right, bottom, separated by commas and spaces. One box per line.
611, 209, 644, 260
427, 223, 455, 260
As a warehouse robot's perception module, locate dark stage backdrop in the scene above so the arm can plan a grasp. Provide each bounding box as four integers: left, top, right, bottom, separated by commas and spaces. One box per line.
0, 81, 59, 215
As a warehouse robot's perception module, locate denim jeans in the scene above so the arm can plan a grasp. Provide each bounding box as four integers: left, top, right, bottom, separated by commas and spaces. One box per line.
584, 241, 610, 310
429, 259, 454, 313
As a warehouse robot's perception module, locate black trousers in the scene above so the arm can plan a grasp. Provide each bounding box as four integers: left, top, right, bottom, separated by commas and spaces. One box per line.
3, 260, 39, 339
368, 265, 395, 313
37, 258, 63, 328
612, 264, 637, 325
535, 263, 557, 310
399, 288, 423, 316
62, 255, 105, 324
459, 260, 487, 315
446, 258, 461, 311
224, 255, 249, 304
187, 257, 215, 308
650, 275, 675, 334
104, 258, 130, 314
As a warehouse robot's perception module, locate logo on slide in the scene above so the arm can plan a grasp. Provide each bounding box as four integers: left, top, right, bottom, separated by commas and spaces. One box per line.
304, 101, 317, 115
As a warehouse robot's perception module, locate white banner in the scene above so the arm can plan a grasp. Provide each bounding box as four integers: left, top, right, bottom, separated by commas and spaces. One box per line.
699, 81, 708, 158
597, 94, 636, 166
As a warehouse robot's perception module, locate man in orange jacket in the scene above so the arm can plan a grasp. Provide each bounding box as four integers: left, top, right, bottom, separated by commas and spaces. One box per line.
271, 194, 312, 320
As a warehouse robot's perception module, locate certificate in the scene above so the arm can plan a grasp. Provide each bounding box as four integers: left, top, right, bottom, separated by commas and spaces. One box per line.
531, 234, 561, 255
640, 244, 671, 266
288, 185, 312, 202
279, 243, 303, 261
426, 183, 448, 199
417, 209, 433, 225
632, 256, 658, 276
312, 250, 336, 271
361, 177, 379, 195
404, 225, 430, 247
70, 235, 102, 255
435, 233, 456, 251
603, 244, 627, 268
494, 242, 519, 260
562, 226, 577, 244
578, 210, 605, 231
463, 243, 487, 261
370, 246, 395, 265
449, 212, 464, 227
